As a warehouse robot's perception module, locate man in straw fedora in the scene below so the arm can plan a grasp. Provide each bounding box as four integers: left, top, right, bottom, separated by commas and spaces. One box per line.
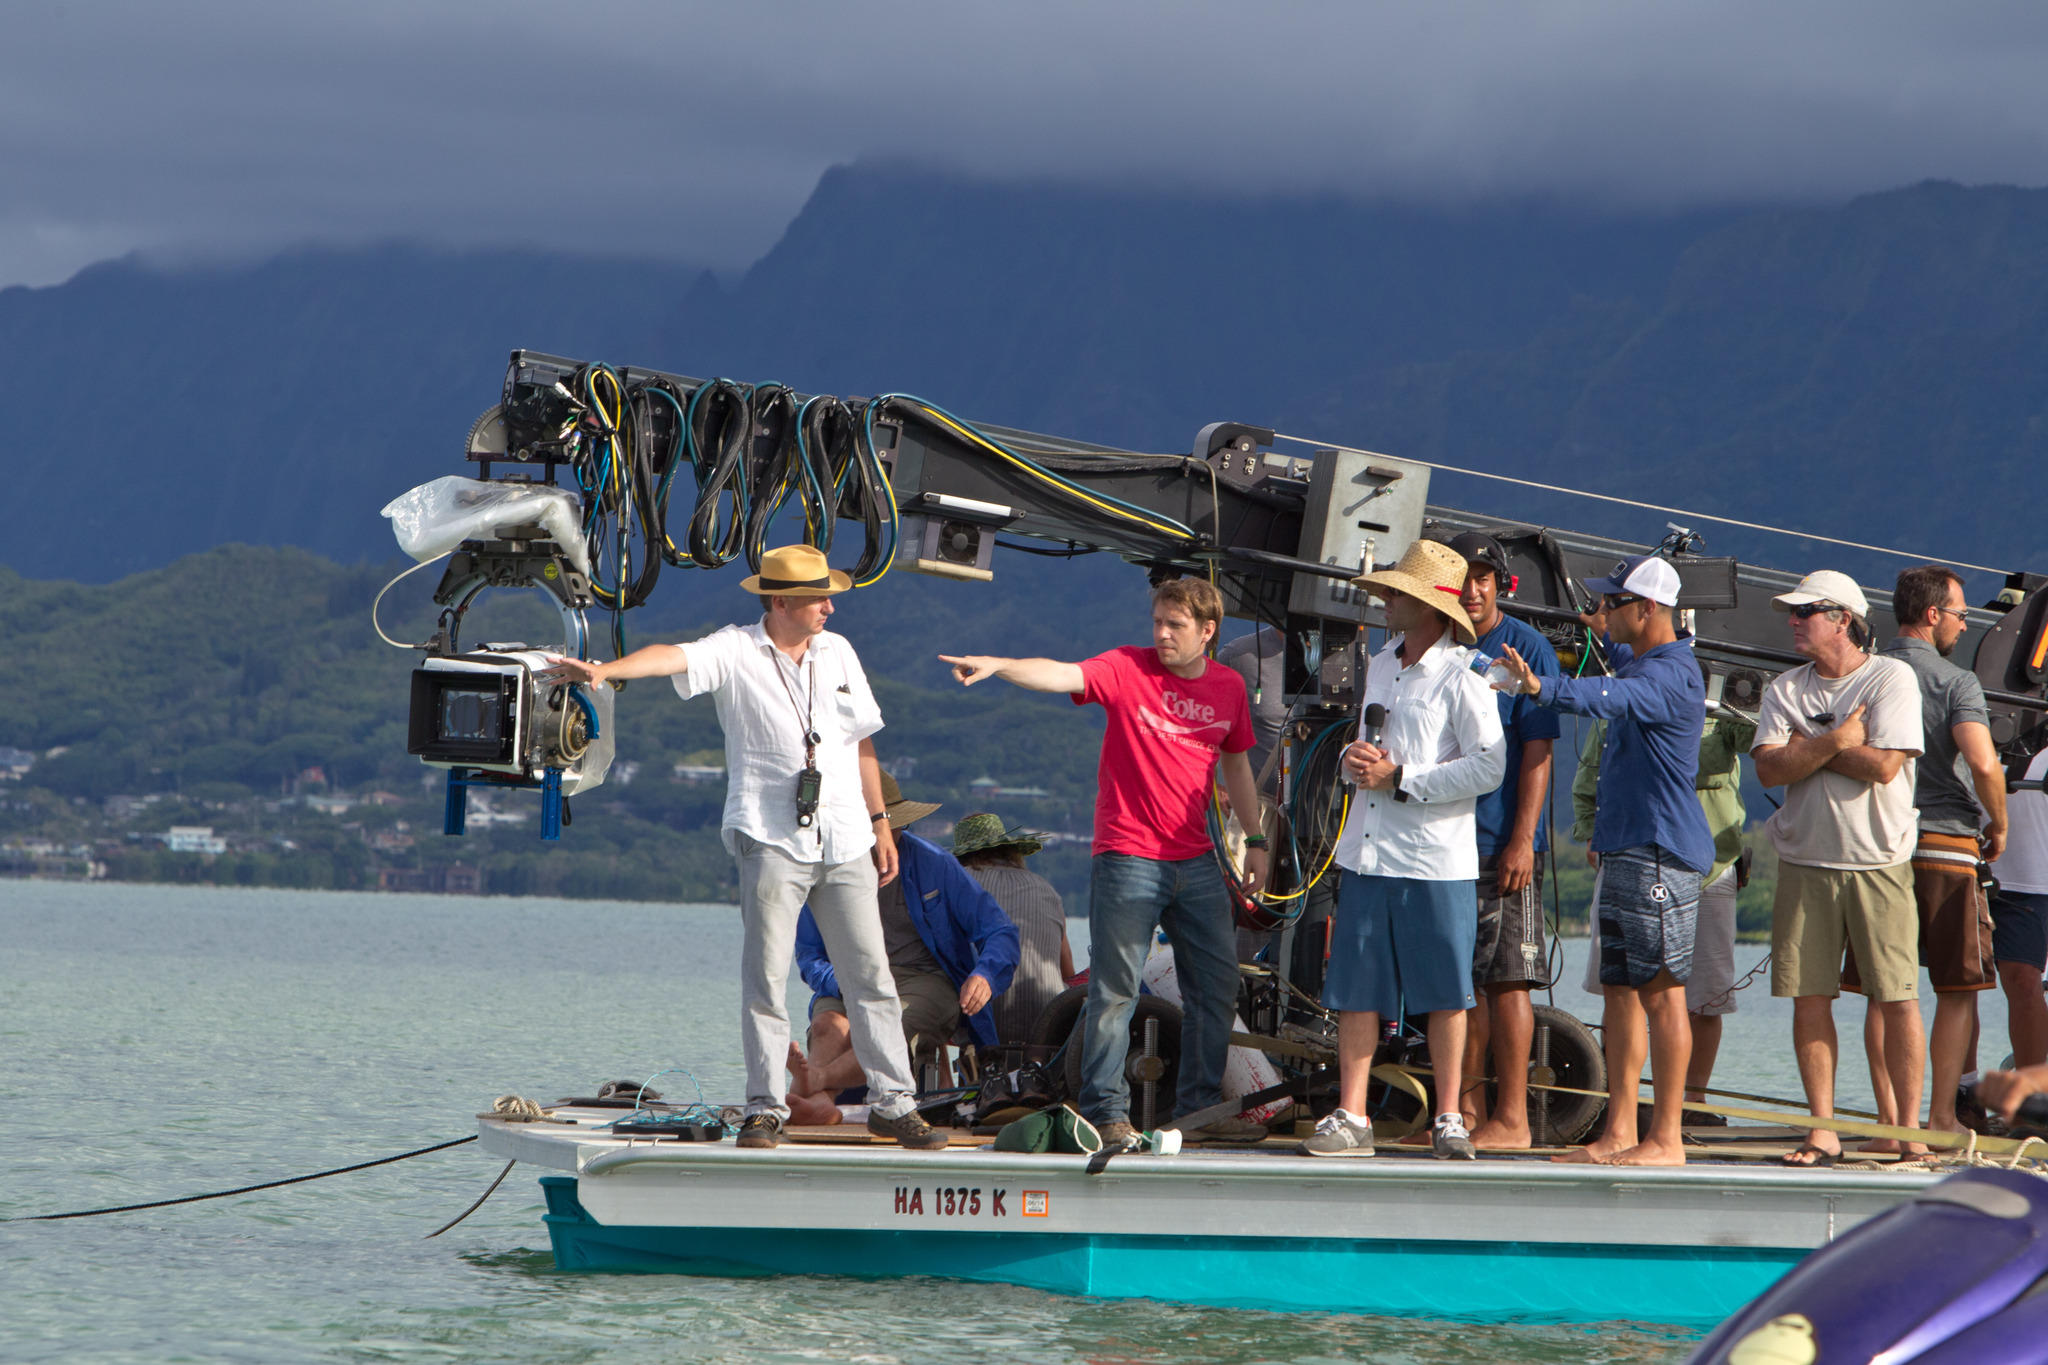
1300, 538, 1504, 1160
544, 544, 944, 1151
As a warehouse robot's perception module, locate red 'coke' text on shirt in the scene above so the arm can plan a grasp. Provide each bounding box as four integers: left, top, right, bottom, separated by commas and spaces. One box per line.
1075, 646, 1255, 860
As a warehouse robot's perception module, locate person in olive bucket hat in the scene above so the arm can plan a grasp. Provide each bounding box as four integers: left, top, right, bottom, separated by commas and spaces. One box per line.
953, 813, 1076, 1044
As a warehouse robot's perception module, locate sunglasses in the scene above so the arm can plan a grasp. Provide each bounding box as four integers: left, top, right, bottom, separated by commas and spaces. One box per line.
1601, 594, 1642, 611
1787, 601, 1843, 620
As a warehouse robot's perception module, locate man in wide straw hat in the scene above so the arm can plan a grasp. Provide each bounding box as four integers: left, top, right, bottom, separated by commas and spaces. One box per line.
1300, 538, 1504, 1161
545, 544, 944, 1151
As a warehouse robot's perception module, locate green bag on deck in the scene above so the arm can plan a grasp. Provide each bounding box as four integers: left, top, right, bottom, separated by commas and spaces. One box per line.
992, 1103, 1102, 1155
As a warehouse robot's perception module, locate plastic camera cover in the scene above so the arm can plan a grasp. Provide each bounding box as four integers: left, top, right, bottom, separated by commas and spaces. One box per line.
381, 476, 591, 577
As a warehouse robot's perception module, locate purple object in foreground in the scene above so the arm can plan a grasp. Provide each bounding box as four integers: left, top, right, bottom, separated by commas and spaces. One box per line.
1686, 1166, 2048, 1365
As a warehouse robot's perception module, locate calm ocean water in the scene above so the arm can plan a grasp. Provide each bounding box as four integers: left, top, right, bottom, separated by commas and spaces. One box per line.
5, 878, 1994, 1364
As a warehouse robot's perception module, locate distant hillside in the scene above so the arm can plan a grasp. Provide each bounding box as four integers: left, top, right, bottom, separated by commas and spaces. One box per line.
0, 545, 1151, 903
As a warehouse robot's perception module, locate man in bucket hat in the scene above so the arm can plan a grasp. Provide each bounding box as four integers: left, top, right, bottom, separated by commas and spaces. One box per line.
545, 544, 944, 1151
1493, 552, 1713, 1167
953, 813, 1075, 1044
1301, 539, 1504, 1160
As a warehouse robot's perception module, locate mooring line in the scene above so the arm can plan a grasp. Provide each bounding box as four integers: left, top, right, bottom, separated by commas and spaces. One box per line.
1, 1135, 479, 1223
424, 1159, 517, 1238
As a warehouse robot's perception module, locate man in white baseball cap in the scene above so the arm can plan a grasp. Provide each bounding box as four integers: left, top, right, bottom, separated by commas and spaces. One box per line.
1751, 568, 1925, 1165
1493, 552, 1713, 1166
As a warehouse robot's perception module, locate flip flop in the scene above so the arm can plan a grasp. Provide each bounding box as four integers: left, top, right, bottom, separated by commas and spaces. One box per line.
1780, 1142, 1840, 1168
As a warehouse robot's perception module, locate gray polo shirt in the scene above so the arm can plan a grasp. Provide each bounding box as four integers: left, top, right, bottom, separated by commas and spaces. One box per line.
1879, 634, 1990, 836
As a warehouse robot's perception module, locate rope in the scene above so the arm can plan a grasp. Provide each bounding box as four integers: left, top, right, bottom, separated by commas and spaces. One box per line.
490, 1094, 549, 1122
423, 1158, 517, 1239
1271, 432, 2013, 576
1, 1136, 479, 1222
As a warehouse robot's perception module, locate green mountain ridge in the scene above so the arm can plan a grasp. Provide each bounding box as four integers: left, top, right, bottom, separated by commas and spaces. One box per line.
0, 545, 1146, 904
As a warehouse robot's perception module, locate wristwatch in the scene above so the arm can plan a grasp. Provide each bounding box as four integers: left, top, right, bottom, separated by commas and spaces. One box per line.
1390, 764, 1409, 802
870, 811, 890, 824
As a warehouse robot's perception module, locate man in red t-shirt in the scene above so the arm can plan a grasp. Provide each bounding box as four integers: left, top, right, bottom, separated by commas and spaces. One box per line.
943, 578, 1267, 1146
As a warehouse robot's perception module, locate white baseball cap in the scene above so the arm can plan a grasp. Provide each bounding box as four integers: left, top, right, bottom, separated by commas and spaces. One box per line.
1583, 553, 1682, 608
1772, 570, 1870, 620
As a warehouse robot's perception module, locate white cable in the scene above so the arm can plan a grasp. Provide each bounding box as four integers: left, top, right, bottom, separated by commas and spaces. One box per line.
371, 552, 453, 649
1271, 432, 2013, 576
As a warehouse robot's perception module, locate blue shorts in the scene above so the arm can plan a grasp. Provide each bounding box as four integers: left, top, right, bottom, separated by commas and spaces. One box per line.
1992, 890, 2048, 971
1595, 844, 1700, 988
1323, 871, 1477, 1016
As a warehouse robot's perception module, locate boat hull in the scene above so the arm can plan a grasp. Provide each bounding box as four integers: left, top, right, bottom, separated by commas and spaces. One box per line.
483, 1118, 1931, 1326
539, 1174, 1801, 1323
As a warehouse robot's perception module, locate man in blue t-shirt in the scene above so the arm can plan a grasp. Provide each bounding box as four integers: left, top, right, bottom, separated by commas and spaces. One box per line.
1444, 532, 1561, 1150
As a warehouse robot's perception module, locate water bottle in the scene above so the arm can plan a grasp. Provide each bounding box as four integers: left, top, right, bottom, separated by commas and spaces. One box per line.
1468, 651, 1516, 691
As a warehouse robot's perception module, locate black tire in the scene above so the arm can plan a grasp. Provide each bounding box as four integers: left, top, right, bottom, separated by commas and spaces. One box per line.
1030, 984, 1092, 1050
1062, 995, 1183, 1130
1529, 1003, 1605, 1145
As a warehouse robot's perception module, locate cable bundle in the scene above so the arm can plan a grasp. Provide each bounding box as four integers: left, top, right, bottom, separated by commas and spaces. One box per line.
503, 367, 1199, 657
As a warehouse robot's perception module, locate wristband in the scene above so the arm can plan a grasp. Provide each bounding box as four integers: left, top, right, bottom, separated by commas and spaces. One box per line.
1242, 835, 1268, 849
870, 811, 890, 824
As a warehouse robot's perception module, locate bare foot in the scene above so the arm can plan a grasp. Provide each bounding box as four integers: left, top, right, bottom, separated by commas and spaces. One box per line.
1605, 1138, 1687, 1166
786, 1091, 841, 1126
1469, 1119, 1533, 1150
1395, 1129, 1432, 1147
1856, 1136, 1931, 1156
1552, 1134, 1634, 1164
786, 1043, 813, 1096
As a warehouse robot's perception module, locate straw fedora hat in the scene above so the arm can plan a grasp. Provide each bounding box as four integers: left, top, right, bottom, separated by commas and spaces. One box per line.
738, 544, 853, 597
1352, 539, 1478, 644
878, 770, 941, 830
950, 813, 1044, 859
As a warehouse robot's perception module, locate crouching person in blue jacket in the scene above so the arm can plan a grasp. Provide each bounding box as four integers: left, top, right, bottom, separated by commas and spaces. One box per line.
787, 773, 1019, 1123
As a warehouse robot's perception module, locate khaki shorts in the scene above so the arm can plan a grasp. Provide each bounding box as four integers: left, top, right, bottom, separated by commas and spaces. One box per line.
1686, 867, 1740, 1016
1770, 860, 1919, 1002
816, 967, 961, 1060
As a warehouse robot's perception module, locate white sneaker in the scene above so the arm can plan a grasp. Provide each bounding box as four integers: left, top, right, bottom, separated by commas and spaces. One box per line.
1432, 1114, 1476, 1160
1298, 1110, 1375, 1157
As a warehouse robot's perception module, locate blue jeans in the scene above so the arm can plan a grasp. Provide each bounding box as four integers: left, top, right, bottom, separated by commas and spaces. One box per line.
1078, 852, 1238, 1125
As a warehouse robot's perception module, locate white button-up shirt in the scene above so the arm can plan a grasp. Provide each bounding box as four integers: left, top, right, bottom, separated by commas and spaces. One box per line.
674, 621, 885, 863
1332, 634, 1507, 881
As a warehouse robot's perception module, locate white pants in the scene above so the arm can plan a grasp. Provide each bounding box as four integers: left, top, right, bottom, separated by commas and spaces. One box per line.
1580, 863, 1737, 1015
734, 835, 917, 1122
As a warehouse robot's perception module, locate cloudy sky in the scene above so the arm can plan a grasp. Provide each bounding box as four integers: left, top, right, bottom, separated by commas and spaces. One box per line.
6, 1, 2048, 288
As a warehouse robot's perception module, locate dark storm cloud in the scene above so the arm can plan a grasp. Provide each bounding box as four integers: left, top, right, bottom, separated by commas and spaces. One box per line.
6, 0, 2048, 286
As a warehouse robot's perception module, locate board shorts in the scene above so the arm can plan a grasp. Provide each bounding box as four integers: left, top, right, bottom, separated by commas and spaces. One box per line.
816, 967, 960, 1058
1474, 852, 1547, 989
1993, 889, 2048, 971
1594, 844, 1699, 989
1844, 831, 1994, 994
1686, 866, 1740, 1016
1324, 871, 1477, 1017
1771, 859, 1917, 1002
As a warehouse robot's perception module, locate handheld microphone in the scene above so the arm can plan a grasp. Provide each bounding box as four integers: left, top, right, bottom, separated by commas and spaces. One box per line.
1362, 703, 1386, 747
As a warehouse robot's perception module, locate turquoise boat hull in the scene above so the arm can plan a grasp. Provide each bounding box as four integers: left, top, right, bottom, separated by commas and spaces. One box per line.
538, 1175, 1802, 1325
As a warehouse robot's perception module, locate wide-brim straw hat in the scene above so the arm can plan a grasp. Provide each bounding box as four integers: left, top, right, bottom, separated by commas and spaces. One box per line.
878, 770, 940, 830
1352, 539, 1479, 644
738, 544, 853, 597
951, 813, 1044, 859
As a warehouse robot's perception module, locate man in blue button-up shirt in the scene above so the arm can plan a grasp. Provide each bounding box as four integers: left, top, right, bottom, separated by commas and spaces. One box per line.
1497, 553, 1712, 1167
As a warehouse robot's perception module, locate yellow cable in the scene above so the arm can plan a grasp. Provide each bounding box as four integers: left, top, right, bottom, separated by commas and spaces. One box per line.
914, 405, 1190, 541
